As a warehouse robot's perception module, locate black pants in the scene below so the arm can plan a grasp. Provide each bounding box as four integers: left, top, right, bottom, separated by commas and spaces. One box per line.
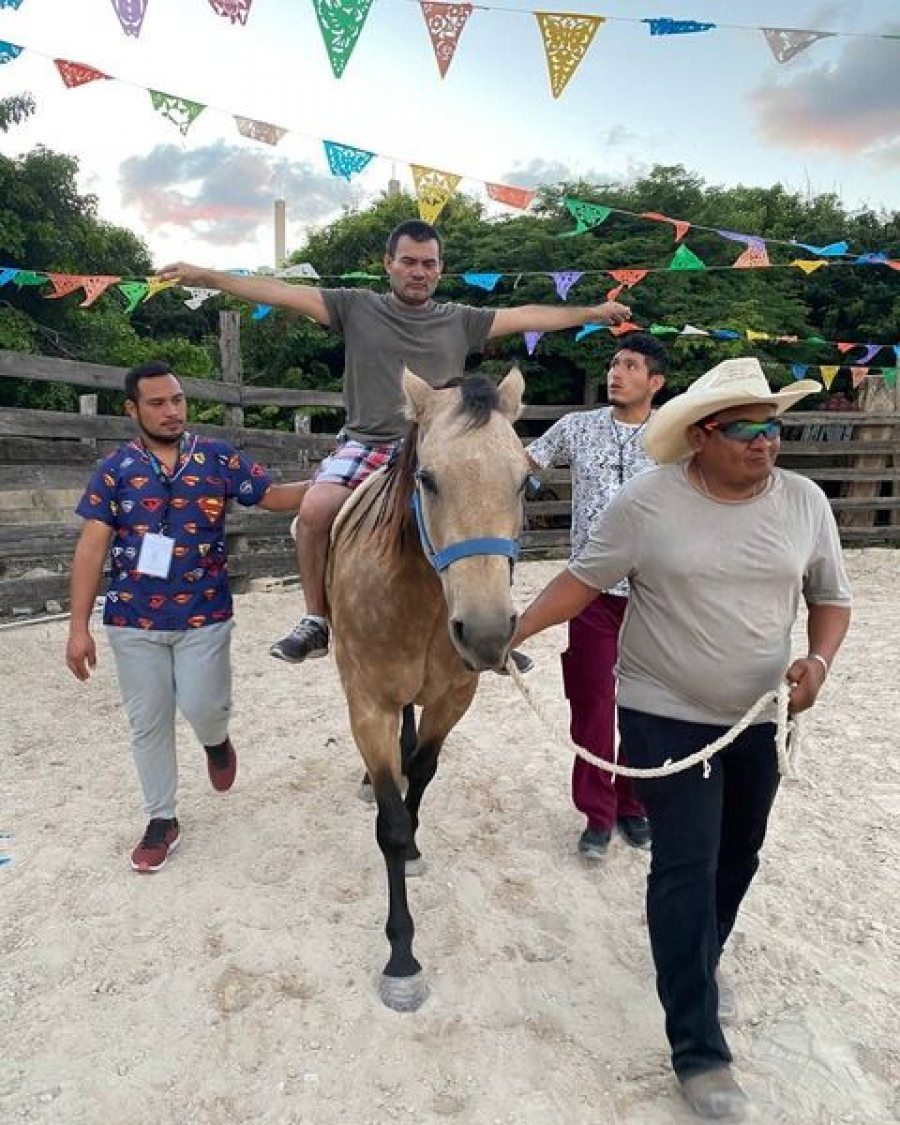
619, 708, 780, 1079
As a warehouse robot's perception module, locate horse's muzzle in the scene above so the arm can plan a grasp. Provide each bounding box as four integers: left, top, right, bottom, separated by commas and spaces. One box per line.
450, 613, 516, 672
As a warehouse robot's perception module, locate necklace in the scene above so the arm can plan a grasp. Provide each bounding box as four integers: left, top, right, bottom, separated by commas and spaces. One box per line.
610, 410, 651, 484
692, 461, 770, 503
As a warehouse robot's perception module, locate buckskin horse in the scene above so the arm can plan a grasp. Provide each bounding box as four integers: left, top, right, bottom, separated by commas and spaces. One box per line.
327, 366, 529, 1011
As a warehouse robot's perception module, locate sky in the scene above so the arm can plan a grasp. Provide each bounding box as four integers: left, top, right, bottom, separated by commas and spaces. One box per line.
0, 0, 898, 272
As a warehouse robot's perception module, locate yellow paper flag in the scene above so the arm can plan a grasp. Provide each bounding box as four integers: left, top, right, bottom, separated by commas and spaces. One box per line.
819, 365, 839, 390
146, 277, 177, 299
535, 13, 605, 98
746, 330, 771, 342
410, 164, 461, 225
791, 259, 828, 274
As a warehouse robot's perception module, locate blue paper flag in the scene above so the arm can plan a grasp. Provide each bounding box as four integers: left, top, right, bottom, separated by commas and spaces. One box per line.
0, 267, 19, 287
0, 39, 23, 63
791, 364, 810, 381
323, 140, 375, 181
711, 329, 741, 340
462, 272, 502, 292
644, 18, 716, 36
855, 252, 888, 265
251, 304, 272, 320
793, 240, 849, 258
575, 324, 605, 342
0, 1, 25, 9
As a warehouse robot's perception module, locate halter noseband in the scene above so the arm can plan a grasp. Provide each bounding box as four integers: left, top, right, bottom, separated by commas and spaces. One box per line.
411, 473, 520, 574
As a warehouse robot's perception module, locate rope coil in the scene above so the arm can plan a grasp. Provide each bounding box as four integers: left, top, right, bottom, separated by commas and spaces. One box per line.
507, 663, 801, 780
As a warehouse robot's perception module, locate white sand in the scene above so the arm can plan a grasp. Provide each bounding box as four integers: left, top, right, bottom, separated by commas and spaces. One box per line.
1, 552, 898, 1124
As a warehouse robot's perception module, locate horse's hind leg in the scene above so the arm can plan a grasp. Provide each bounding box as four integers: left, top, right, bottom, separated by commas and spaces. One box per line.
358, 704, 416, 804
349, 704, 428, 1012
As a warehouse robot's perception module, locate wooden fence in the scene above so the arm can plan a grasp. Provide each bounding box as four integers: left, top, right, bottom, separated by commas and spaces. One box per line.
1, 335, 898, 617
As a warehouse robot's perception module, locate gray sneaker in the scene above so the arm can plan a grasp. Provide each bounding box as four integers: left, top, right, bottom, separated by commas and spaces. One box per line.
269, 618, 330, 663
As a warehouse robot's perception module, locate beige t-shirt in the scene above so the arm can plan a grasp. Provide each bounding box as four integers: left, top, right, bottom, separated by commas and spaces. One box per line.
569, 464, 852, 725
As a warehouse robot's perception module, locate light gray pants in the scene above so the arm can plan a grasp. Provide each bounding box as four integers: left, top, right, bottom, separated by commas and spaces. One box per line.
106, 620, 234, 820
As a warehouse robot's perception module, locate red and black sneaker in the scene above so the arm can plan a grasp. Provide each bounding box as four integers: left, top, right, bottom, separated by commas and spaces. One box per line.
131, 817, 180, 873
205, 738, 237, 792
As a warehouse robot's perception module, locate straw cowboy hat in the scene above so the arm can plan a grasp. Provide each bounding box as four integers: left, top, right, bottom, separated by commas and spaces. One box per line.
643, 357, 821, 464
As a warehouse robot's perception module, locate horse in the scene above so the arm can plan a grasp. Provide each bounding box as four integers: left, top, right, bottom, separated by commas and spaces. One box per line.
326, 366, 529, 1011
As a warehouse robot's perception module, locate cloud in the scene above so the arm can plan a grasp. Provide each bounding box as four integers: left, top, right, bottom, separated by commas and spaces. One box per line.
118, 141, 354, 247
750, 31, 900, 156
500, 157, 629, 188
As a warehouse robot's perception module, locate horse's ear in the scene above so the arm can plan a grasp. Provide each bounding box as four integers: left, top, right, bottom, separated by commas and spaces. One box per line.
497, 366, 524, 422
401, 366, 436, 422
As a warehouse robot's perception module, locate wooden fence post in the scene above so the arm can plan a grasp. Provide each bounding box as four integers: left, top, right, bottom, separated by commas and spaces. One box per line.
219, 310, 244, 431
293, 412, 311, 471
79, 393, 97, 452
839, 376, 895, 530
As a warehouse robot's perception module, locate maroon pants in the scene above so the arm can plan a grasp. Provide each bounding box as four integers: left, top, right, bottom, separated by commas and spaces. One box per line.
562, 592, 645, 831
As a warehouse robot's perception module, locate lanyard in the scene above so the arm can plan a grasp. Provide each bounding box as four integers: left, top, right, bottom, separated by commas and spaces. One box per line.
138, 433, 194, 535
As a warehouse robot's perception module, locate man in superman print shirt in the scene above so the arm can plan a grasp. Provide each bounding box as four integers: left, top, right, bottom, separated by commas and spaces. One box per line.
65, 361, 309, 873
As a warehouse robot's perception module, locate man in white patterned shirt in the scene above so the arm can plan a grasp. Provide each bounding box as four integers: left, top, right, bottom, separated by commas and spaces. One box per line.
527, 333, 668, 859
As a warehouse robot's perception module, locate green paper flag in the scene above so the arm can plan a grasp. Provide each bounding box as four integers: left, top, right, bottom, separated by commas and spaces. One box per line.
561, 197, 612, 236
649, 324, 680, 337
13, 270, 47, 288
118, 280, 151, 314
884, 368, 898, 389
313, 0, 374, 78
668, 244, 706, 270
149, 90, 206, 135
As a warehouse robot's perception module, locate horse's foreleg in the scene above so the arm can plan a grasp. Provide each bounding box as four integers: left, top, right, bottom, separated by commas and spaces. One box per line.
349, 702, 428, 1012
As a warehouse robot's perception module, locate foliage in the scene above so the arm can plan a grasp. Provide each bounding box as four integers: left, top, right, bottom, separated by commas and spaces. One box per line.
0, 93, 35, 133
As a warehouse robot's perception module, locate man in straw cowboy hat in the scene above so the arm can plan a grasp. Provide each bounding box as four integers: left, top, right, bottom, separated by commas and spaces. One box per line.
511, 357, 851, 1120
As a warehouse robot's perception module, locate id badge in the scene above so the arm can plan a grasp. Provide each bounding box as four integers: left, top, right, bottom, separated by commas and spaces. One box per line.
137, 532, 175, 579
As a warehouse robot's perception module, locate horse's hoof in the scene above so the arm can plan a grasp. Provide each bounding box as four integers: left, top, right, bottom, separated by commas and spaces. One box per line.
379, 971, 428, 1012
357, 778, 375, 804
405, 856, 427, 878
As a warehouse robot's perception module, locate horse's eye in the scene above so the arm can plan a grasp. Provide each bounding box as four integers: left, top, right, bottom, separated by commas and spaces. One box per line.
416, 470, 438, 495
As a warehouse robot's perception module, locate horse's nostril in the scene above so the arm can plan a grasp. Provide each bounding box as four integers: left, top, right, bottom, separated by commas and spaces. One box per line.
451, 618, 466, 646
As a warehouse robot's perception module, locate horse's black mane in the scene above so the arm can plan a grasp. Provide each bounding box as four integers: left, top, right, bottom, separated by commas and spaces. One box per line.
337, 375, 501, 565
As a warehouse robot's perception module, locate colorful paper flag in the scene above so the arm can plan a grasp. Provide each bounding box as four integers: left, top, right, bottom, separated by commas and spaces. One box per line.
524, 331, 544, 355
733, 244, 770, 268
0, 268, 19, 287
791, 259, 828, 274
420, 2, 473, 78
235, 116, 287, 146
641, 212, 690, 241
606, 268, 648, 300
850, 366, 868, 388
561, 198, 612, 237
762, 28, 834, 64
111, 0, 149, 38
0, 1, 26, 9
149, 90, 206, 135
793, 240, 848, 257
790, 364, 809, 381
0, 40, 23, 63
54, 59, 110, 88
644, 18, 716, 36
668, 244, 705, 270
313, 0, 374, 78
252, 304, 272, 320
819, 365, 839, 390
323, 139, 375, 180
548, 270, 583, 301
276, 263, 320, 279
486, 183, 535, 210
208, 0, 253, 24
535, 13, 604, 98
410, 164, 461, 225
183, 287, 220, 309
463, 273, 502, 292
118, 280, 150, 313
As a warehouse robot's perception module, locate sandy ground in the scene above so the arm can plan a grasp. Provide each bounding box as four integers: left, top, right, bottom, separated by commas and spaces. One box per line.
1, 552, 898, 1125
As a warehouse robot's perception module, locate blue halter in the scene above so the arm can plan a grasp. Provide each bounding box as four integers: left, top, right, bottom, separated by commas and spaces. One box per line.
411, 474, 520, 574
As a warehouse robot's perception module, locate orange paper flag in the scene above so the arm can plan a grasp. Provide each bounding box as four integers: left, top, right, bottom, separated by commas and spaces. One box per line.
486, 183, 535, 210
55, 59, 110, 88
641, 212, 690, 242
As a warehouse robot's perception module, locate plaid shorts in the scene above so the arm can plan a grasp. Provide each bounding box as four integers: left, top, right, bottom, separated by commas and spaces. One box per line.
315, 435, 402, 490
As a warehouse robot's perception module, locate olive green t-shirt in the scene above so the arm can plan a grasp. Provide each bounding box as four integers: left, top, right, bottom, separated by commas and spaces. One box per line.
569, 465, 852, 725
321, 289, 496, 443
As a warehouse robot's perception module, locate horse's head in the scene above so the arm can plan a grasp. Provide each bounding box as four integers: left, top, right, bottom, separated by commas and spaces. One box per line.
403, 366, 530, 673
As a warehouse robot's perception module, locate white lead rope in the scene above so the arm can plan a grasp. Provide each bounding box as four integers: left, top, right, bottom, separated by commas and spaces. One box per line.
506, 663, 801, 781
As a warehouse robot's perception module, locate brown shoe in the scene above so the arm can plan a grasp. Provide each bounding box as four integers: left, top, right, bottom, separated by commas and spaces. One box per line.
131, 818, 180, 873
205, 738, 237, 792
679, 1067, 748, 1121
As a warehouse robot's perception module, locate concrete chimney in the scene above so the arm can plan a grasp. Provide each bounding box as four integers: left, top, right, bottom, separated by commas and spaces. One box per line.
274, 199, 286, 268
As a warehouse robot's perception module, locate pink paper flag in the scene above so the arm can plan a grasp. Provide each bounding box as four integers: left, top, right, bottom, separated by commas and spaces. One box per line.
420, 2, 472, 78
641, 212, 690, 242
733, 244, 770, 268
208, 0, 253, 24
850, 366, 868, 388
44, 274, 84, 299
80, 276, 121, 307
